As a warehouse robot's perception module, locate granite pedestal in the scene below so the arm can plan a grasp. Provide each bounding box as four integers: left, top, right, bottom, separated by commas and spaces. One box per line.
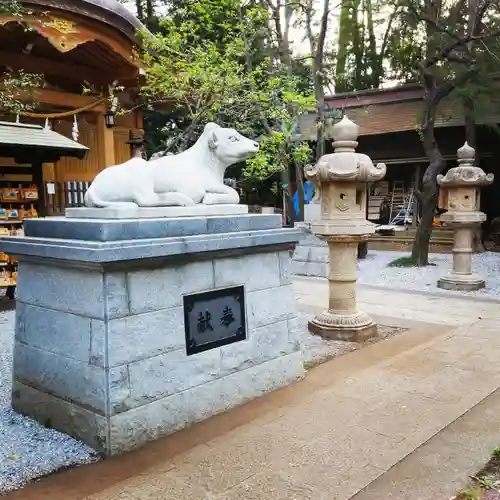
1, 213, 304, 456
291, 221, 329, 278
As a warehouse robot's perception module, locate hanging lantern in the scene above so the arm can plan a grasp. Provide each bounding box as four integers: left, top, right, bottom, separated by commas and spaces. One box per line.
104, 112, 115, 128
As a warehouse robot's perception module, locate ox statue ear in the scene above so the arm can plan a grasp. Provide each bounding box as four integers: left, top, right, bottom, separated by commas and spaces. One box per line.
208, 131, 218, 150
204, 122, 220, 134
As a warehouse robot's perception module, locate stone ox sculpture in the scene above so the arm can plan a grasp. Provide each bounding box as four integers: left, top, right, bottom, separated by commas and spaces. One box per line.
84, 123, 259, 208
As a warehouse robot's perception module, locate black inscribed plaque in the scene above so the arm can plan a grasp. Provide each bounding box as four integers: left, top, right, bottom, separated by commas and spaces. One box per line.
183, 285, 246, 355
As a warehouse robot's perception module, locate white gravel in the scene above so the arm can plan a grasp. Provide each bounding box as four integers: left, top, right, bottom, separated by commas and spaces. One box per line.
357, 250, 500, 301
0, 297, 99, 495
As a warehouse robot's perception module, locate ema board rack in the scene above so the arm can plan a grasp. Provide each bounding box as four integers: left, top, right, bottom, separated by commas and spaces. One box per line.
0, 185, 40, 293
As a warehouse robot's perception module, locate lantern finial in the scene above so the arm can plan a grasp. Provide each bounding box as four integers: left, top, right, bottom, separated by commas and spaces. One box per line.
457, 141, 475, 165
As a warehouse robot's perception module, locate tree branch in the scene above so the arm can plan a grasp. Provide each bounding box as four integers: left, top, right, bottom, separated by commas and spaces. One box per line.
434, 64, 479, 103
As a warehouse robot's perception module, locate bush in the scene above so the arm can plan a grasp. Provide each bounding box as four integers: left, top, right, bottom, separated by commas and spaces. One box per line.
387, 256, 436, 268
387, 256, 416, 268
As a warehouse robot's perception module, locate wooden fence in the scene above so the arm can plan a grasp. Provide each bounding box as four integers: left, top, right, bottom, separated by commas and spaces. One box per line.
45, 181, 91, 215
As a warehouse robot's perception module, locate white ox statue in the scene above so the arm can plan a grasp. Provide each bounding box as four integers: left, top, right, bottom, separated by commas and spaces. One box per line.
84, 123, 259, 207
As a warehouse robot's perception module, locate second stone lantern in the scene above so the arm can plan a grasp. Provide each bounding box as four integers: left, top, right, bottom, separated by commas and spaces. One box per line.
437, 142, 493, 291
305, 115, 386, 341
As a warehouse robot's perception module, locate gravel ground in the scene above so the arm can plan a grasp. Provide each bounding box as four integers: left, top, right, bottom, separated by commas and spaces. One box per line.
357, 250, 500, 300
0, 296, 99, 495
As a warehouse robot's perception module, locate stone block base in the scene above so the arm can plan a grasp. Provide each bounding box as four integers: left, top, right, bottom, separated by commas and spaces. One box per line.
437, 274, 486, 291
13, 350, 303, 456
308, 311, 377, 342
4, 214, 304, 456
291, 223, 328, 278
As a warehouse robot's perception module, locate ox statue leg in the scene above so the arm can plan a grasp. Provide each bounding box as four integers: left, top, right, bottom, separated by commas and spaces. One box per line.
155, 192, 196, 206
134, 191, 196, 207
202, 185, 239, 205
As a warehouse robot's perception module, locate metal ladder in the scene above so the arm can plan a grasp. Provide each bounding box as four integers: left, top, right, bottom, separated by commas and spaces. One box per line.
390, 187, 416, 225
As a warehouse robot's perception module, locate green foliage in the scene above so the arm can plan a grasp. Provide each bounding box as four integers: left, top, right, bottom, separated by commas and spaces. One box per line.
387, 256, 418, 268
138, 0, 316, 182
474, 474, 496, 490
0, 0, 23, 16
245, 131, 312, 181
455, 487, 482, 500
0, 70, 42, 114
0, 0, 43, 114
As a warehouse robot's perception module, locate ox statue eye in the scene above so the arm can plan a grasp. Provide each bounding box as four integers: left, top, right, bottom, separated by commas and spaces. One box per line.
229, 136, 239, 142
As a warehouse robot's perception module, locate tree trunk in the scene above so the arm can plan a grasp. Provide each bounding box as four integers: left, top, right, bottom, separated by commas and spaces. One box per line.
280, 169, 295, 226
315, 87, 326, 159
463, 96, 485, 252
357, 241, 368, 259
411, 93, 445, 266
364, 0, 377, 87
352, 0, 364, 89
411, 185, 437, 265
464, 96, 476, 150
135, 0, 144, 20
146, 0, 154, 20
336, 0, 351, 91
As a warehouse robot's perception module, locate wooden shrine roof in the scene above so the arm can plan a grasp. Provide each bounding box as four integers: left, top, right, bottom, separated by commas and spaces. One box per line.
0, 121, 88, 162
298, 83, 500, 139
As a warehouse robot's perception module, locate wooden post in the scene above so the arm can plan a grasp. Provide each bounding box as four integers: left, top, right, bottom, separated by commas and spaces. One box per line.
32, 161, 46, 217
97, 113, 116, 169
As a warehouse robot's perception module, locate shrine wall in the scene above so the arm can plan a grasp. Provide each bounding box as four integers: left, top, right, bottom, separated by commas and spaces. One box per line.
51, 118, 136, 182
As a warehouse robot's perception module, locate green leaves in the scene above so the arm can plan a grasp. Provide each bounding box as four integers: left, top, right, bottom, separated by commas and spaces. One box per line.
138, 0, 315, 181
0, 69, 42, 114
244, 129, 312, 181
0, 0, 23, 16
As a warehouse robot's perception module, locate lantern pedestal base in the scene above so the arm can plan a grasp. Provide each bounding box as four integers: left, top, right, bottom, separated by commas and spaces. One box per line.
437, 274, 485, 291
308, 310, 377, 342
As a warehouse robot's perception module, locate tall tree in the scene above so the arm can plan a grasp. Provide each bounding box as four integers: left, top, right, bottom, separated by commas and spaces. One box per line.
299, 0, 331, 159
258, 0, 333, 220
137, 0, 315, 190
406, 0, 500, 265
335, 0, 398, 92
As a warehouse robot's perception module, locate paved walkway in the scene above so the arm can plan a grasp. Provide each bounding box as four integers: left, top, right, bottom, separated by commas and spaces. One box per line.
9, 279, 500, 500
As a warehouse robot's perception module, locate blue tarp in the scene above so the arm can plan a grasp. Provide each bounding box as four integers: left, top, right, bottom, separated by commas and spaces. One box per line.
292, 181, 314, 217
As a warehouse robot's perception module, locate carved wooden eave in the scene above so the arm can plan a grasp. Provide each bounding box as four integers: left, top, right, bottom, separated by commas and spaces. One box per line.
0, 13, 144, 70
24, 0, 145, 42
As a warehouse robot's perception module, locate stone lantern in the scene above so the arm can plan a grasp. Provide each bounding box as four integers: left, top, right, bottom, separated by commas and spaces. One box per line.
437, 142, 493, 291
304, 115, 386, 341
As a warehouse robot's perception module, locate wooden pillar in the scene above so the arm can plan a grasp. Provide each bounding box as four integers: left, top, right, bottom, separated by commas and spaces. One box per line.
32, 161, 46, 217
43, 162, 55, 182
134, 108, 144, 130
97, 113, 116, 169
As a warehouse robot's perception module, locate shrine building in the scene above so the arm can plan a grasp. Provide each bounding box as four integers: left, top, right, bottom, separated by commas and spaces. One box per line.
0, 0, 145, 214
299, 84, 500, 251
